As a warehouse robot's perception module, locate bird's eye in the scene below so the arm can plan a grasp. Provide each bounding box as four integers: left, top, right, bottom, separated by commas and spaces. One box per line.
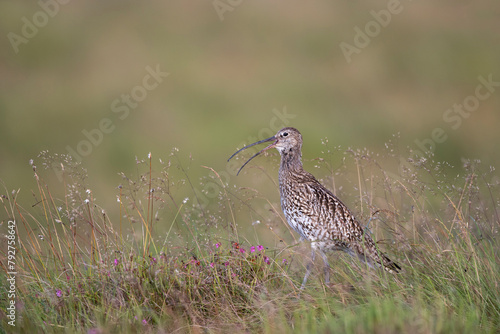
282, 132, 288, 137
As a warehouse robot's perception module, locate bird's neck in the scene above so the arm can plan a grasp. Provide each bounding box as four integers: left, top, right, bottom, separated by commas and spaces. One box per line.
278, 148, 303, 175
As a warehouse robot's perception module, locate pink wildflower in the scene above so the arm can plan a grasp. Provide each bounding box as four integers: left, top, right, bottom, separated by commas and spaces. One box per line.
263, 256, 270, 264
250, 246, 256, 253
56, 290, 62, 297
257, 245, 264, 251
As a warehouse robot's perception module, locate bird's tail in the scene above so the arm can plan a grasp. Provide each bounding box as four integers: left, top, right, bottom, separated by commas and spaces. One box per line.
352, 243, 401, 273
380, 253, 401, 273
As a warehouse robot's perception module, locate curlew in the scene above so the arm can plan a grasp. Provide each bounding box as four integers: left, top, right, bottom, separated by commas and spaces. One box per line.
228, 127, 400, 288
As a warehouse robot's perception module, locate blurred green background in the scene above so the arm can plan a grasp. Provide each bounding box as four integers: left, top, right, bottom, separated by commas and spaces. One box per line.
1, 1, 499, 216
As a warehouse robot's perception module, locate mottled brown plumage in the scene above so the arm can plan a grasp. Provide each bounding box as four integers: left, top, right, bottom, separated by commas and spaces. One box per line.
229, 127, 400, 288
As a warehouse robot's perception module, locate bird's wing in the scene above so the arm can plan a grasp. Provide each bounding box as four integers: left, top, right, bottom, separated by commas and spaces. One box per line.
289, 171, 365, 244
291, 171, 401, 272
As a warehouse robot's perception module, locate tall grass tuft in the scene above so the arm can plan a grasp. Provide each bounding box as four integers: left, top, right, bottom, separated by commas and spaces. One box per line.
1, 143, 499, 333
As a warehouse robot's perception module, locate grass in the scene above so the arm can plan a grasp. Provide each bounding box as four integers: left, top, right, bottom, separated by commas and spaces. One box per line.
1, 143, 499, 333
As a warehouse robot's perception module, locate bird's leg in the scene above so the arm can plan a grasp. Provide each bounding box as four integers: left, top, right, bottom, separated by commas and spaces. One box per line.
318, 250, 330, 284
301, 248, 315, 289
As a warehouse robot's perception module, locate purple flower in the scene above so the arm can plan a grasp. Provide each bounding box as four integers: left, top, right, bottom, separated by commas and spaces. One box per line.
56, 289, 62, 297
114, 259, 119, 266
239, 248, 246, 254
263, 256, 270, 264
215, 243, 221, 249
224, 261, 229, 267
209, 262, 215, 268
250, 246, 256, 253
142, 319, 148, 325
150, 257, 157, 265
282, 258, 288, 265
257, 245, 264, 251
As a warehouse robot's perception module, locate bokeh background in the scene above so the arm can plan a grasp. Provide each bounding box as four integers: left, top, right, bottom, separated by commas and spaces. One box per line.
1, 1, 500, 221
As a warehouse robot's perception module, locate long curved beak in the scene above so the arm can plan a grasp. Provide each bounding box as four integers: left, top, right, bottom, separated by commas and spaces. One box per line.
228, 136, 277, 175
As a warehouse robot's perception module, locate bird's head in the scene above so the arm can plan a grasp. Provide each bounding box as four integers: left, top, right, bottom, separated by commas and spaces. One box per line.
228, 127, 302, 175
273, 127, 302, 153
